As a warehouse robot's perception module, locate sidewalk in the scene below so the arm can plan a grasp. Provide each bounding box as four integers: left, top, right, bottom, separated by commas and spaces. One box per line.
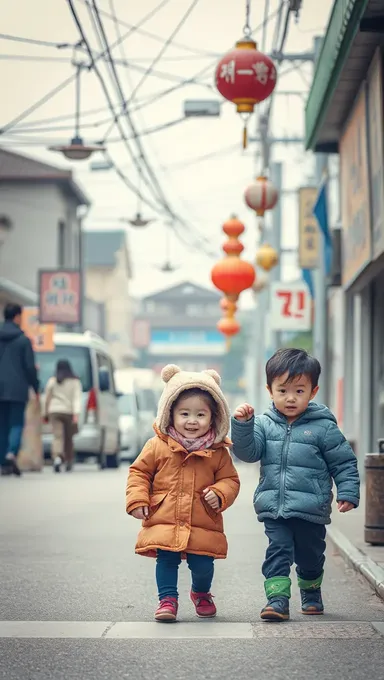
328, 483, 384, 600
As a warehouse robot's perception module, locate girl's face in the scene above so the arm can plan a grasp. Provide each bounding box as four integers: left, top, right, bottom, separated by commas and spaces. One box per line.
172, 394, 212, 439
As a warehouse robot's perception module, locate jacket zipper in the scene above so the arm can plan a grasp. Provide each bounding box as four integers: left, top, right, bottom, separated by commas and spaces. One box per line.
278, 424, 292, 517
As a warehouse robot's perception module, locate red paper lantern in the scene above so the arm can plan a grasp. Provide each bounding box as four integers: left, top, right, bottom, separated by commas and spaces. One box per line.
215, 38, 277, 113
217, 316, 241, 337
212, 258, 255, 297
244, 175, 278, 217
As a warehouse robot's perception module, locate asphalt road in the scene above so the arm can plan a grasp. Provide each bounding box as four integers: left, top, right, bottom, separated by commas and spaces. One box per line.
1, 460, 383, 680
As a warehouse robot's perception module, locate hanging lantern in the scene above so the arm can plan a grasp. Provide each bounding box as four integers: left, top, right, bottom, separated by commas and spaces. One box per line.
244, 175, 279, 234
215, 38, 277, 148
255, 243, 279, 272
212, 216, 255, 345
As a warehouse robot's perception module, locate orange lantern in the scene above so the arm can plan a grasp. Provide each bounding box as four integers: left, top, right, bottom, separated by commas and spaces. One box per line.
255, 243, 279, 272
212, 216, 255, 344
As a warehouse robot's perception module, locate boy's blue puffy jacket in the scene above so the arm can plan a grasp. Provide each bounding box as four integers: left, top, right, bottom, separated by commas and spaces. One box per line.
231, 403, 360, 525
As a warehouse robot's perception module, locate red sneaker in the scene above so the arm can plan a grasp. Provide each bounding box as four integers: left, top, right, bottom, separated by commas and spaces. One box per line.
190, 591, 217, 618
155, 597, 178, 622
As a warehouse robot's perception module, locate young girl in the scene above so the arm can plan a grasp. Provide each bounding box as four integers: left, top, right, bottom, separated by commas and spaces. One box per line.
126, 364, 240, 622
44, 359, 82, 473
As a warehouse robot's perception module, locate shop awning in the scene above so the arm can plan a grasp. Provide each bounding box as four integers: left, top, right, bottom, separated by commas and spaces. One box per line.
305, 0, 383, 152
0, 277, 38, 306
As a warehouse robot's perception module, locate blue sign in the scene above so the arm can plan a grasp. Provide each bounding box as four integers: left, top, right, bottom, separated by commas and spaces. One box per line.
151, 330, 224, 345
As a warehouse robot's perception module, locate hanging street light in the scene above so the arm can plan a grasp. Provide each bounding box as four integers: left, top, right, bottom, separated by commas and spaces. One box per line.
50, 48, 105, 161
215, 1, 277, 148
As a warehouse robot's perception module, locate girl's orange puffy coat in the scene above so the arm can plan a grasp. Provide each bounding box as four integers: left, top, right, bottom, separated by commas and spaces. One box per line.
126, 426, 240, 559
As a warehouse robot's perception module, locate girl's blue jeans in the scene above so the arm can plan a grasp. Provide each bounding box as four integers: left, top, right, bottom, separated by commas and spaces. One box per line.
156, 549, 214, 600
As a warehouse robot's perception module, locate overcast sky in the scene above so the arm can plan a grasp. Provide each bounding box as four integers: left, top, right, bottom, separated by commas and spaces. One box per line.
0, 0, 334, 305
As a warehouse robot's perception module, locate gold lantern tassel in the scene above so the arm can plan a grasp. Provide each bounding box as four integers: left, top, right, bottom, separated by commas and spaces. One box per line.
226, 337, 232, 352
242, 123, 248, 149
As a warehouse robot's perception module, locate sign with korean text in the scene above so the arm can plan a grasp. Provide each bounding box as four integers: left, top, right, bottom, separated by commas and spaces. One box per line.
39, 269, 82, 326
298, 187, 320, 269
270, 281, 312, 332
21, 307, 55, 353
340, 85, 371, 287
367, 48, 384, 259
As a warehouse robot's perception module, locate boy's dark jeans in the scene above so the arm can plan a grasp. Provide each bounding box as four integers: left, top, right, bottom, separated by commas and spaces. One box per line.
262, 518, 326, 583
0, 401, 26, 466
156, 549, 214, 600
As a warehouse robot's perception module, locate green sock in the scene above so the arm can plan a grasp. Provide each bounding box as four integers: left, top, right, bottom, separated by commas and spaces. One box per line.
297, 572, 324, 591
264, 576, 291, 599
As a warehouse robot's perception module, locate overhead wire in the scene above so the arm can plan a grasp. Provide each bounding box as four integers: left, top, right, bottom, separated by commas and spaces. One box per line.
100, 0, 201, 144
89, 0, 217, 256
0, 0, 173, 135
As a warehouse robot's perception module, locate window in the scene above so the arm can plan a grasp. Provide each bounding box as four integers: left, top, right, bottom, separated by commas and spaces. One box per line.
96, 353, 116, 393
37, 346, 92, 392
58, 221, 66, 267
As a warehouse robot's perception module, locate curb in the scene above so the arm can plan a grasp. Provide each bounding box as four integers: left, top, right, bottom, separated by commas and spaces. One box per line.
327, 525, 384, 601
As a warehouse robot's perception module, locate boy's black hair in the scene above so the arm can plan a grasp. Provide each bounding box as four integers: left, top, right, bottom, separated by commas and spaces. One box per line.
266, 348, 321, 390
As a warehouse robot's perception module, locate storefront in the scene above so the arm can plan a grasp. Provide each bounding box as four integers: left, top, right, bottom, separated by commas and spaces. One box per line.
306, 1, 384, 471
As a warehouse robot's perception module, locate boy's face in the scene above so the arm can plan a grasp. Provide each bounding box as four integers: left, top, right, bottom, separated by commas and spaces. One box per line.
267, 372, 319, 422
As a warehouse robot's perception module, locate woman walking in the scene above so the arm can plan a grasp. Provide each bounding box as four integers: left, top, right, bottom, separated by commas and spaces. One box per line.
44, 360, 82, 473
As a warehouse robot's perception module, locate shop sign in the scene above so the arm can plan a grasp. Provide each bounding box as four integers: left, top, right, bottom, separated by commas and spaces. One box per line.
21, 307, 55, 352
340, 85, 371, 287
269, 281, 312, 332
39, 269, 82, 325
298, 187, 320, 269
367, 48, 384, 260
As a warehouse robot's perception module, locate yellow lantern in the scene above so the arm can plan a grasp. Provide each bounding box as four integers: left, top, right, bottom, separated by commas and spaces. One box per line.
255, 243, 278, 272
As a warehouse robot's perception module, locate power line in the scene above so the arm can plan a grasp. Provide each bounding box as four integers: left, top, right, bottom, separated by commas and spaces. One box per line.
0, 32, 73, 49
101, 0, 202, 144
0, 0, 173, 135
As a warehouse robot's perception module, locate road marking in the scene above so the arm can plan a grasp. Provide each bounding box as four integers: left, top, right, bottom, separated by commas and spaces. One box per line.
0, 621, 382, 640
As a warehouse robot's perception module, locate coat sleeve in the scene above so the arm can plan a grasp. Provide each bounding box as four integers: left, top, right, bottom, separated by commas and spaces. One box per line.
323, 422, 360, 507
22, 337, 39, 394
230, 415, 266, 463
126, 440, 157, 514
209, 447, 240, 512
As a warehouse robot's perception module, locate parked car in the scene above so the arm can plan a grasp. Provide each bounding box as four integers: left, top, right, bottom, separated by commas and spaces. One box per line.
115, 369, 156, 448
38, 331, 121, 469
117, 391, 140, 462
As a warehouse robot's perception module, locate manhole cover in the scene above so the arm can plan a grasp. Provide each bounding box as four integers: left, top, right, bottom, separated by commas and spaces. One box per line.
252, 622, 379, 639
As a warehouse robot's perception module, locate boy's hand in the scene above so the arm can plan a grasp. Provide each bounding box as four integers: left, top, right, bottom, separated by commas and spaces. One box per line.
337, 501, 354, 513
131, 506, 149, 520
203, 488, 221, 510
233, 403, 254, 422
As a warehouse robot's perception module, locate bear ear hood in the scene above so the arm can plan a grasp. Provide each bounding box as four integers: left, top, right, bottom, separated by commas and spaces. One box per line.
156, 364, 230, 444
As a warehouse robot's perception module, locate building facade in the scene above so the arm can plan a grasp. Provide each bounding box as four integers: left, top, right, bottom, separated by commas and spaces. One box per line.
133, 282, 226, 374
84, 230, 134, 369
306, 0, 384, 468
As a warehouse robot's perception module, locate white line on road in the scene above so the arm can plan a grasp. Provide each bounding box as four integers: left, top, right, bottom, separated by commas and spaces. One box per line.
0, 621, 382, 640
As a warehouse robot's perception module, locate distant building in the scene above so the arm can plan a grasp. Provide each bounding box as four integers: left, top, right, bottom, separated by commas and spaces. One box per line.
0, 148, 104, 336
133, 281, 225, 374
84, 230, 135, 368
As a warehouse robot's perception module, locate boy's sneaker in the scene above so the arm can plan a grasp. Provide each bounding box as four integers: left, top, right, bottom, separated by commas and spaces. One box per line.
260, 596, 290, 621
300, 588, 324, 615
155, 597, 178, 622
190, 591, 217, 618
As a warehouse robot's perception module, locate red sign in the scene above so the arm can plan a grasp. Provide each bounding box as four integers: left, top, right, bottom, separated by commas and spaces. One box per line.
270, 281, 311, 332
39, 269, 82, 326
21, 307, 55, 352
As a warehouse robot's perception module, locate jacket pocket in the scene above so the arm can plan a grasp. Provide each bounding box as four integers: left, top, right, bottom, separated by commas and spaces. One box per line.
312, 479, 329, 509
148, 491, 168, 517
201, 498, 219, 522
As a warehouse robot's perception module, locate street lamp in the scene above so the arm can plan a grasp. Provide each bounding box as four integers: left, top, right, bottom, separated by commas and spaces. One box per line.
49, 48, 105, 161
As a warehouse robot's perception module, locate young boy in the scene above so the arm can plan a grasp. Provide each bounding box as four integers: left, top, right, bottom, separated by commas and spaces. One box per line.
231, 348, 360, 622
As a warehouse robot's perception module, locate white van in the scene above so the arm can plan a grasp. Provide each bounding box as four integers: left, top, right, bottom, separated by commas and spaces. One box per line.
115, 368, 159, 448
114, 371, 141, 462
39, 331, 121, 469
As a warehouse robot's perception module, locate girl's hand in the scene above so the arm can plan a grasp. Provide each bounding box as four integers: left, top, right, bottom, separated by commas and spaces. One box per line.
337, 501, 354, 513
203, 488, 221, 510
233, 403, 254, 422
73, 415, 78, 424
131, 506, 149, 520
